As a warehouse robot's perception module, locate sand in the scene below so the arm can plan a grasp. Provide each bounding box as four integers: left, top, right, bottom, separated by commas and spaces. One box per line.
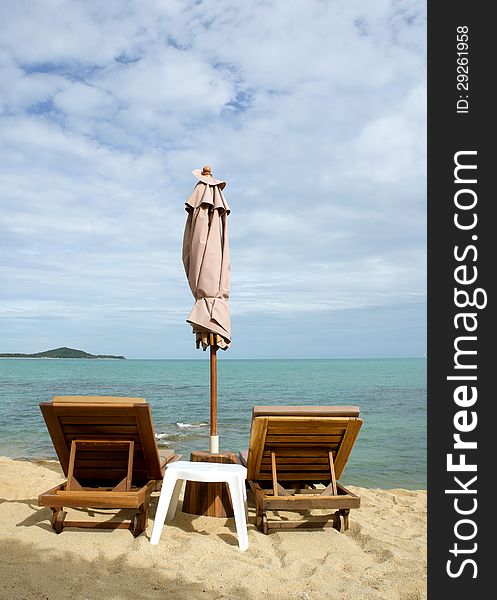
0, 457, 426, 600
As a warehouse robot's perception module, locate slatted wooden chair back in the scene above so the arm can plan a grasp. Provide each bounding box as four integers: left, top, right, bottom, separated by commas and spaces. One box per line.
246, 406, 362, 484
40, 396, 163, 486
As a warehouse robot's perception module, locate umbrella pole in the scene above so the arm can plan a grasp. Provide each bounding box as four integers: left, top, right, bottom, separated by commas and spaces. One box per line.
209, 333, 219, 453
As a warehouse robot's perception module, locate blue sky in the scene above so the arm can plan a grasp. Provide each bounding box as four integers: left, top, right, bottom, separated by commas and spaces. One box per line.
0, 1, 426, 359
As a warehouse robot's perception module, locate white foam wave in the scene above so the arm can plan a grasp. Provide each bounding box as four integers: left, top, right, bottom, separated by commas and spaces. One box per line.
176, 422, 208, 429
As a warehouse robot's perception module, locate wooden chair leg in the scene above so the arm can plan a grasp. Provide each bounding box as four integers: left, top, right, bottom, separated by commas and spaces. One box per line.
332, 511, 342, 532
141, 506, 149, 533
50, 508, 59, 529
340, 509, 350, 531
255, 501, 264, 532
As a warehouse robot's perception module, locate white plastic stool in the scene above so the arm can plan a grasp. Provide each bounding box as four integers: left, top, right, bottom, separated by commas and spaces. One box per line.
150, 460, 249, 551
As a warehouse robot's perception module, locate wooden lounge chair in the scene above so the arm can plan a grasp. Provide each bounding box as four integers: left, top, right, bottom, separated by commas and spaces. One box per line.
241, 406, 363, 534
38, 396, 179, 536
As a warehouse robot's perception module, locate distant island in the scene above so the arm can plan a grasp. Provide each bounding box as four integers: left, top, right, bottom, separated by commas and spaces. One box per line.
0, 347, 126, 360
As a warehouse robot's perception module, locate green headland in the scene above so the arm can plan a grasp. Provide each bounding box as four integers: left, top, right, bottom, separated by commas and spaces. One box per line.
0, 347, 126, 359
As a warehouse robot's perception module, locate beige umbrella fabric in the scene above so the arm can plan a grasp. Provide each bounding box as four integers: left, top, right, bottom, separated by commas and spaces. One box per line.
182, 167, 231, 350
182, 166, 231, 454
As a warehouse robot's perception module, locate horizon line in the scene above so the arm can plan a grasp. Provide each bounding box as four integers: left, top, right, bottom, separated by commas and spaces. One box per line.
114, 355, 426, 360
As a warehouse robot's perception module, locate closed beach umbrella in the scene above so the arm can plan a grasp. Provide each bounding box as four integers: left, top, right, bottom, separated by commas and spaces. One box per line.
182, 166, 231, 453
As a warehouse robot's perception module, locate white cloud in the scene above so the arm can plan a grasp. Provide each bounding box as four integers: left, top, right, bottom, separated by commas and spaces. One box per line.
53, 82, 116, 116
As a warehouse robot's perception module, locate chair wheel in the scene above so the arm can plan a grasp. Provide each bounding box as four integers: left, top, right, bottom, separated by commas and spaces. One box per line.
262, 513, 268, 535
54, 510, 67, 534
132, 514, 141, 536
132, 511, 147, 537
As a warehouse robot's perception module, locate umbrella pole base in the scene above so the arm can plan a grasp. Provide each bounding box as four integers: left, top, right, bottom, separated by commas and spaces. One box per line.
209, 435, 219, 454
182, 450, 239, 517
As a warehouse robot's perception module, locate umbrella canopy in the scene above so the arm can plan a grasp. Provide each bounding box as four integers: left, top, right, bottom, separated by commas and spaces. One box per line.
182, 167, 231, 350
182, 166, 231, 454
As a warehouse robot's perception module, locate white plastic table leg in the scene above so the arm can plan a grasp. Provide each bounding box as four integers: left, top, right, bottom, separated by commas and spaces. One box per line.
150, 471, 178, 545
227, 476, 249, 551
241, 477, 249, 538
242, 480, 248, 521
166, 478, 184, 523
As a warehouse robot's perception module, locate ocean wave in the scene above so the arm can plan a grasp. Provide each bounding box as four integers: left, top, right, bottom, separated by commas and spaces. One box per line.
155, 422, 208, 447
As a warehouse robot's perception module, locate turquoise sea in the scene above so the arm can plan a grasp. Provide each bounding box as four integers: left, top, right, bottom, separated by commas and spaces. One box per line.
0, 358, 426, 489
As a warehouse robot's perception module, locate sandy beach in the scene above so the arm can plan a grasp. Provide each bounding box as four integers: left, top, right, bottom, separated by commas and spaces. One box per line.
0, 457, 426, 600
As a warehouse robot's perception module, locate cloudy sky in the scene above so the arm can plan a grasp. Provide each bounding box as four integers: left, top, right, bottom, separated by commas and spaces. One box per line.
0, 1, 426, 359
